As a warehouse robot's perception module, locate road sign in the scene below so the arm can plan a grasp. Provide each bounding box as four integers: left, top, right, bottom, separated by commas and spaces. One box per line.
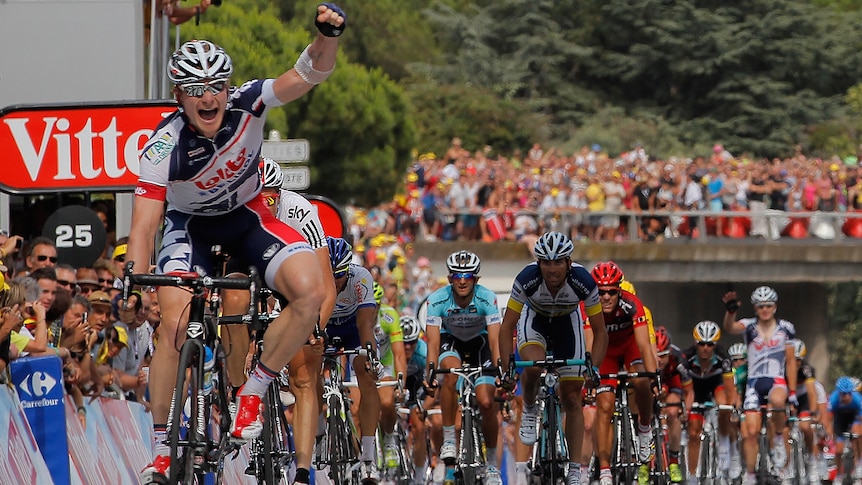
261, 139, 309, 163
282, 166, 310, 190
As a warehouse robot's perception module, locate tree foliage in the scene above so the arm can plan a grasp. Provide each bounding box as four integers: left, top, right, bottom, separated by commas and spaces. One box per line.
827, 283, 862, 380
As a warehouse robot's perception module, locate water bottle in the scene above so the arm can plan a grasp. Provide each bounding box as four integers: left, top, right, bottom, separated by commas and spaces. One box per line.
202, 346, 214, 396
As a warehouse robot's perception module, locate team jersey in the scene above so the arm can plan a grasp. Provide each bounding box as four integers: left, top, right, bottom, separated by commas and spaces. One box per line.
661, 345, 692, 389
733, 363, 748, 398
374, 304, 403, 367
795, 361, 816, 396
137, 79, 280, 215
425, 284, 501, 341
828, 390, 862, 414
507, 262, 601, 318
328, 264, 376, 326
406, 339, 428, 379
599, 289, 649, 346
739, 318, 796, 380
276, 190, 326, 249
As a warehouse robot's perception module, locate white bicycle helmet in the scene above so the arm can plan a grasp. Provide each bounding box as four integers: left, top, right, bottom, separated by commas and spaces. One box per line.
693, 320, 721, 343
792, 339, 807, 359
168, 40, 234, 84
533, 231, 574, 260
750, 286, 778, 305
728, 342, 747, 359
446, 250, 481, 274
399, 315, 421, 343
259, 157, 284, 189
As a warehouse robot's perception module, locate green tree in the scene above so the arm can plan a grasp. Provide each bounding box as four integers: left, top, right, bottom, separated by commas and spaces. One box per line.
178, 0, 416, 206
827, 282, 862, 380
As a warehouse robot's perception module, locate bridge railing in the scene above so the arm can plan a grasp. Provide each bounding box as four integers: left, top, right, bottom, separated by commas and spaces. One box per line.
434, 207, 862, 243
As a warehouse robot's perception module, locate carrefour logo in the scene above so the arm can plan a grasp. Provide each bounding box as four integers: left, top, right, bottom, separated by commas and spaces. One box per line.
18, 371, 57, 398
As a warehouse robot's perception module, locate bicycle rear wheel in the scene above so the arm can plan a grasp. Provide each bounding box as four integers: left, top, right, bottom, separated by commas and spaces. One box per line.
252, 382, 290, 485
651, 417, 669, 485
168, 340, 205, 484
614, 405, 638, 485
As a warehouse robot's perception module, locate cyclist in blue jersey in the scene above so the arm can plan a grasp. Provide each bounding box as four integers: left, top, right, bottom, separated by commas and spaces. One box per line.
424, 250, 503, 485
126, 6, 346, 483
322, 236, 383, 484
500, 231, 609, 485
827, 376, 862, 483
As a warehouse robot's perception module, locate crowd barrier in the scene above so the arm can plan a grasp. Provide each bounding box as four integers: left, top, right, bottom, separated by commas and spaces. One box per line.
437, 207, 862, 242
1, 356, 258, 485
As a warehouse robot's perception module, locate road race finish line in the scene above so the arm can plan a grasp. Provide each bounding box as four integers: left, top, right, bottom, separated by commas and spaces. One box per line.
10, 355, 68, 484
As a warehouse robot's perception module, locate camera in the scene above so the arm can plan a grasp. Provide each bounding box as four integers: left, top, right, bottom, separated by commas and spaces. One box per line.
15, 238, 22, 250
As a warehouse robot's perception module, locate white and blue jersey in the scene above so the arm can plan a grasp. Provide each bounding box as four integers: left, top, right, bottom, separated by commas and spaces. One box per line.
507, 262, 600, 317
740, 318, 796, 380
424, 284, 501, 341
325, 264, 376, 349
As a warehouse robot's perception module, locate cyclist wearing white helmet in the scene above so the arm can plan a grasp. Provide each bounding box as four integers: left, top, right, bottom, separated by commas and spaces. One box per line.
499, 231, 609, 485
722, 285, 797, 485
399, 314, 435, 480
424, 250, 504, 485
127, 6, 346, 484
681, 320, 737, 480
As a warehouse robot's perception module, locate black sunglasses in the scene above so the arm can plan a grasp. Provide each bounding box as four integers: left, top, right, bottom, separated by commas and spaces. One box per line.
598, 289, 619, 296
697, 341, 716, 347
36, 255, 58, 263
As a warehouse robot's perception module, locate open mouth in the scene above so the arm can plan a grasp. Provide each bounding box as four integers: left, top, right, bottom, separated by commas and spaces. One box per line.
199, 108, 218, 121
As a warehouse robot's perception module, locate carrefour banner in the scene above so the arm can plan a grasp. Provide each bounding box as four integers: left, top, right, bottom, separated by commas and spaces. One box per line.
11, 356, 69, 485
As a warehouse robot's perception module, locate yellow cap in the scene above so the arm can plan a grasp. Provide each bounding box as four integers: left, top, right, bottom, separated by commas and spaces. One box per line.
112, 243, 128, 261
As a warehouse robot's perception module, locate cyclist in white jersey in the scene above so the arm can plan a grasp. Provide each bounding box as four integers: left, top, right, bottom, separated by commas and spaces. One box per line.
723, 285, 797, 485
500, 231, 608, 485
323, 237, 383, 483
424, 250, 504, 485
126, 6, 345, 483
221, 157, 336, 485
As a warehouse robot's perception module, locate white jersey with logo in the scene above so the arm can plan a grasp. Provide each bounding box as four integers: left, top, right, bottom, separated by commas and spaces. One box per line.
137, 78, 281, 215
276, 189, 326, 250
328, 264, 376, 326
740, 317, 796, 380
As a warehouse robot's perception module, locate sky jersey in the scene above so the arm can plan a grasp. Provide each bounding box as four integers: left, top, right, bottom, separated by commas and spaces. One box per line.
507, 262, 601, 318
137, 78, 280, 215
328, 264, 376, 327
740, 318, 796, 380
275, 189, 326, 250
424, 284, 501, 342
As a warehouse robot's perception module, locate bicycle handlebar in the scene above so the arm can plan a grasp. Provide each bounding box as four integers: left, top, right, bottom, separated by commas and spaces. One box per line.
123, 261, 255, 295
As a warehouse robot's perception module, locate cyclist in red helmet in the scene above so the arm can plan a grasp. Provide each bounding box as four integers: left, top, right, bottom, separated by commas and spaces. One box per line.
588, 261, 658, 485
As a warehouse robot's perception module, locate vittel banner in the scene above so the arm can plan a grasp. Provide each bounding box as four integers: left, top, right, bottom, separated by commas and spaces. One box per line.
0, 101, 176, 194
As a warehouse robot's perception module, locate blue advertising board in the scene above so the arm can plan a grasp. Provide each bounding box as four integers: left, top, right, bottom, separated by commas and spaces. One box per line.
11, 355, 70, 485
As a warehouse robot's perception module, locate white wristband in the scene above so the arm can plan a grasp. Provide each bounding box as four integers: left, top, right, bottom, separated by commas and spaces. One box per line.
294, 45, 334, 85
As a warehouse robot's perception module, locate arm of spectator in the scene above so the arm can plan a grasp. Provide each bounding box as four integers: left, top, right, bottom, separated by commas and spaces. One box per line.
166, 0, 211, 25
22, 306, 48, 354
0, 306, 20, 343
114, 368, 140, 392
0, 235, 23, 261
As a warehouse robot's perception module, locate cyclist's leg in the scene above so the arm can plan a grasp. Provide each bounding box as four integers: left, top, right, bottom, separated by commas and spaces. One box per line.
409, 406, 428, 476
438, 346, 462, 462
767, 379, 789, 466
149, 285, 193, 454
664, 391, 684, 481
472, 335, 500, 470
686, 409, 704, 477
220, 279, 252, 392
287, 345, 323, 483
716, 384, 734, 470
379, 372, 398, 439
740, 381, 763, 479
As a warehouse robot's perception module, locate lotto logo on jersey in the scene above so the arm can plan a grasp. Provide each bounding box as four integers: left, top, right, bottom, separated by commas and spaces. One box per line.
751, 337, 783, 351
194, 147, 250, 191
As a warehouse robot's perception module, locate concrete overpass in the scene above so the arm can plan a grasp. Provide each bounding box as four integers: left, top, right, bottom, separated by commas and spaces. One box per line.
411, 240, 860, 381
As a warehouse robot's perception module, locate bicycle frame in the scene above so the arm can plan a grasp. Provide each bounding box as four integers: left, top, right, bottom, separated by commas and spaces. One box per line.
512, 353, 595, 485
123, 251, 256, 484
785, 414, 810, 485
431, 363, 497, 484
600, 370, 656, 485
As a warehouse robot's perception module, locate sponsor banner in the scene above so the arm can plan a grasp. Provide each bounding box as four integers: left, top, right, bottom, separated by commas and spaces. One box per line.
65, 398, 111, 485
0, 385, 52, 483
0, 101, 176, 194
83, 399, 137, 484
10, 356, 69, 485
101, 398, 152, 479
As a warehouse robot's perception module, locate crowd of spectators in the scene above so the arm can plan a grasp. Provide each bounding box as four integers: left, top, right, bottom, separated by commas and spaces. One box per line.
357, 139, 862, 243
0, 233, 158, 427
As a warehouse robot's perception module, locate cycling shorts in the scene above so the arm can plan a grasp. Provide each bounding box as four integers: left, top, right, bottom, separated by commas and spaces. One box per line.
159, 195, 312, 290
598, 338, 643, 390
743, 376, 787, 411
439, 333, 495, 388
516, 305, 587, 380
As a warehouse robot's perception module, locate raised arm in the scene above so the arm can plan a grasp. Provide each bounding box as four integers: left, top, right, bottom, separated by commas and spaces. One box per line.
272, 3, 346, 104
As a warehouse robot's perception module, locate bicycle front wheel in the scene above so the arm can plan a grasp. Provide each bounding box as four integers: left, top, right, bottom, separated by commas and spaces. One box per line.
168, 340, 205, 485
457, 410, 480, 485
253, 382, 290, 485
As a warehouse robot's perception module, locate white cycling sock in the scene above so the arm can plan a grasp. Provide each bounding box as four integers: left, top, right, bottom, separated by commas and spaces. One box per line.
486, 447, 497, 467
240, 363, 277, 397
361, 435, 376, 461
443, 425, 456, 444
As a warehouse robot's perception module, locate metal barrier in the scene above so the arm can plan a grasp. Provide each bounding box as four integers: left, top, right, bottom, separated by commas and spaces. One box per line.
433, 208, 862, 243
